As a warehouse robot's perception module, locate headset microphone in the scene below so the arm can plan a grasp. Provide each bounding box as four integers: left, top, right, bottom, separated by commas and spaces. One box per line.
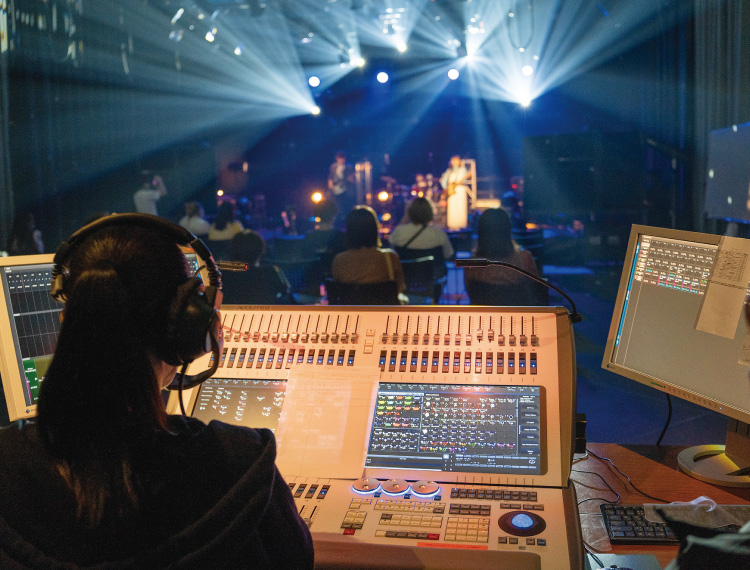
455, 257, 583, 323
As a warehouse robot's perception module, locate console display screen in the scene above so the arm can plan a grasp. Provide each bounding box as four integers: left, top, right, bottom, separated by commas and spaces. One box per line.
191, 378, 286, 431
365, 383, 544, 475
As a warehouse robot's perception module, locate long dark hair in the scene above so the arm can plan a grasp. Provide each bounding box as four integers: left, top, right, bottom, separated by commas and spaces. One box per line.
37, 225, 189, 524
475, 208, 517, 259
214, 202, 236, 231
345, 206, 381, 249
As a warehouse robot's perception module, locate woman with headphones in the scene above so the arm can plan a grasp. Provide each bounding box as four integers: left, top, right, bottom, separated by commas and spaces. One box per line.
0, 215, 313, 569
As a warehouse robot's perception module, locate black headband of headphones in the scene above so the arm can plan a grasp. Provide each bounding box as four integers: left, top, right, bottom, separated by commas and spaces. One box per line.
51, 213, 222, 301
50, 213, 224, 396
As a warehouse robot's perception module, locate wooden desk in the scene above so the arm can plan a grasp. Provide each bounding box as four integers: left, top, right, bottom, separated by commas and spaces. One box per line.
577, 443, 750, 569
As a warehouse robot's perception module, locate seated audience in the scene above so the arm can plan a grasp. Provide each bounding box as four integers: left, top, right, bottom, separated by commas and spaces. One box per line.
178, 201, 211, 236
221, 230, 294, 305
332, 206, 406, 294
464, 208, 541, 303
389, 197, 454, 259
0, 215, 313, 568
6, 211, 44, 255
209, 202, 244, 242
302, 200, 347, 294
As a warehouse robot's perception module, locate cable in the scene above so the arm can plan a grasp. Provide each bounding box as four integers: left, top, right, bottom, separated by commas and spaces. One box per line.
586, 449, 670, 503
584, 545, 605, 568
656, 393, 673, 446
572, 469, 621, 505
573, 450, 589, 463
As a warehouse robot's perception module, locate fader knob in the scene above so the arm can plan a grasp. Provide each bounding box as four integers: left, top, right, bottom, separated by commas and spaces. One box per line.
351, 477, 381, 494
411, 480, 440, 496
381, 478, 410, 495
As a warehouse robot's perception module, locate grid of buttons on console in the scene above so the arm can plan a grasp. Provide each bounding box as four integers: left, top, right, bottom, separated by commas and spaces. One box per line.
444, 517, 490, 542
373, 499, 445, 514
378, 513, 442, 528
340, 510, 367, 530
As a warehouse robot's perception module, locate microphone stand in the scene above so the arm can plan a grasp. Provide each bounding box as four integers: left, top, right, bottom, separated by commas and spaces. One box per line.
455, 258, 582, 323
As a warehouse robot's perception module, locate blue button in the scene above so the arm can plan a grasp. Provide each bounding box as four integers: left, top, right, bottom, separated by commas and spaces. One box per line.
511, 513, 534, 529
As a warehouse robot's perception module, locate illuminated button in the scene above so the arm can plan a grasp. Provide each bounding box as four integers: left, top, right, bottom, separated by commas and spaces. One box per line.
530, 353, 537, 374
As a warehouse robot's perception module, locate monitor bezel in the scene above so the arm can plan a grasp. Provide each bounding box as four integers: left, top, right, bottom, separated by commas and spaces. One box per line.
601, 224, 750, 424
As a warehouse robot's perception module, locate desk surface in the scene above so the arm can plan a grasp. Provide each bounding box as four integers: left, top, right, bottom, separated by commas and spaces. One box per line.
578, 443, 750, 569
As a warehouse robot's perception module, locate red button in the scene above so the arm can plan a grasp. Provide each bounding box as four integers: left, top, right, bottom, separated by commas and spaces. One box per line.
427, 534, 440, 540
343, 529, 356, 535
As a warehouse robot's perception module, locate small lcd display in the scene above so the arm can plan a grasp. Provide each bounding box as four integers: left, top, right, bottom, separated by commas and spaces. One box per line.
191, 377, 286, 432
365, 383, 544, 475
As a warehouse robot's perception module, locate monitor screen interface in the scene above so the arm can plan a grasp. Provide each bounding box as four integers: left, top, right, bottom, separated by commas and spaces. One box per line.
364, 383, 544, 475
1, 261, 62, 410
607, 229, 750, 423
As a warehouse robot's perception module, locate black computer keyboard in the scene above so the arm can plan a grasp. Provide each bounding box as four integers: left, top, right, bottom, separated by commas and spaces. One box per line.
600, 504, 679, 545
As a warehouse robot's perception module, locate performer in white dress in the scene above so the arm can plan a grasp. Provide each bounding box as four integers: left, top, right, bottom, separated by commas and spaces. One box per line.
439, 155, 469, 230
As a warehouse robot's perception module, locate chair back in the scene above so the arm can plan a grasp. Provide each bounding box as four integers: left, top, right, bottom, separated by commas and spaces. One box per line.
465, 279, 549, 306
325, 279, 399, 305
399, 256, 435, 302
394, 246, 447, 279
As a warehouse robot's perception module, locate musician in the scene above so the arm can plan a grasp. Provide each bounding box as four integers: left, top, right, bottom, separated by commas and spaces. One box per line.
439, 155, 469, 230
327, 151, 356, 226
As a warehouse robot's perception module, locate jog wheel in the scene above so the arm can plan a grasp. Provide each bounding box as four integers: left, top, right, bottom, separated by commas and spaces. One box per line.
381, 478, 410, 495
411, 480, 441, 496
351, 477, 381, 494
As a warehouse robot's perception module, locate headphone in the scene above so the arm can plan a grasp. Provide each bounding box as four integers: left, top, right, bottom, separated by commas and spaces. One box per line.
51, 213, 223, 392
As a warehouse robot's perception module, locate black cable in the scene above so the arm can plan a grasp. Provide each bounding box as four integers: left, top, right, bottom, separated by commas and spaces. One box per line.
571, 469, 621, 505
656, 393, 673, 446
454, 258, 582, 322
584, 545, 605, 569
586, 449, 670, 503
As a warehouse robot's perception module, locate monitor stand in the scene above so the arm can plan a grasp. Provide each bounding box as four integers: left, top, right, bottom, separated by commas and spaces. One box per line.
677, 419, 750, 488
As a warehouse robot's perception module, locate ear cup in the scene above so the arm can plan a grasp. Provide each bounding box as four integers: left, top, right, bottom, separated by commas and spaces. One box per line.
163, 277, 218, 365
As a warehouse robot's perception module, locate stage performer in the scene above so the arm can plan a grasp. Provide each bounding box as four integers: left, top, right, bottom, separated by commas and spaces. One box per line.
439, 155, 469, 230
327, 151, 356, 227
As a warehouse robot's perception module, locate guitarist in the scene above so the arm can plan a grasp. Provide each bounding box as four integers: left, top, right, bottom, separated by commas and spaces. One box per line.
327, 151, 356, 227
439, 154, 470, 230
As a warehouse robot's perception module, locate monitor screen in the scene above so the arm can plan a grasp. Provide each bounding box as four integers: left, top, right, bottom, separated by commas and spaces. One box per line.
602, 226, 750, 424
364, 383, 545, 475
0, 252, 202, 422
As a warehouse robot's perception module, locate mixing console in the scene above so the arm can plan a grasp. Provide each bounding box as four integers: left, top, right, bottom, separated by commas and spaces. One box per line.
168, 305, 582, 570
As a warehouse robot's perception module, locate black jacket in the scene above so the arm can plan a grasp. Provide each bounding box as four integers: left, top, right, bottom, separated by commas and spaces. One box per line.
0, 417, 313, 569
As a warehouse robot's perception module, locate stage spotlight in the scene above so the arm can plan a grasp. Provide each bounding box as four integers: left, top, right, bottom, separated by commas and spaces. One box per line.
217, 189, 225, 197
376, 72, 389, 84
311, 191, 323, 203
311, 106, 321, 115
308, 75, 321, 87
448, 68, 460, 80
396, 42, 407, 53
171, 8, 184, 25
521, 65, 534, 76
377, 190, 389, 202
352, 56, 366, 67
520, 99, 531, 108
205, 28, 216, 42
234, 45, 242, 56
381, 213, 392, 222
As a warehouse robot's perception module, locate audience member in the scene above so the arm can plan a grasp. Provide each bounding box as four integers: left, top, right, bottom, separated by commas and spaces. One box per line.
0, 215, 313, 568
178, 201, 211, 236
6, 211, 44, 255
132, 171, 167, 216
464, 208, 541, 303
209, 202, 244, 241
221, 231, 294, 305
332, 206, 405, 293
389, 197, 454, 260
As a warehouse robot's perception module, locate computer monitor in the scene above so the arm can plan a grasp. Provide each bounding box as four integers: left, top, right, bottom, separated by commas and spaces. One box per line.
0, 251, 202, 422
602, 225, 750, 487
